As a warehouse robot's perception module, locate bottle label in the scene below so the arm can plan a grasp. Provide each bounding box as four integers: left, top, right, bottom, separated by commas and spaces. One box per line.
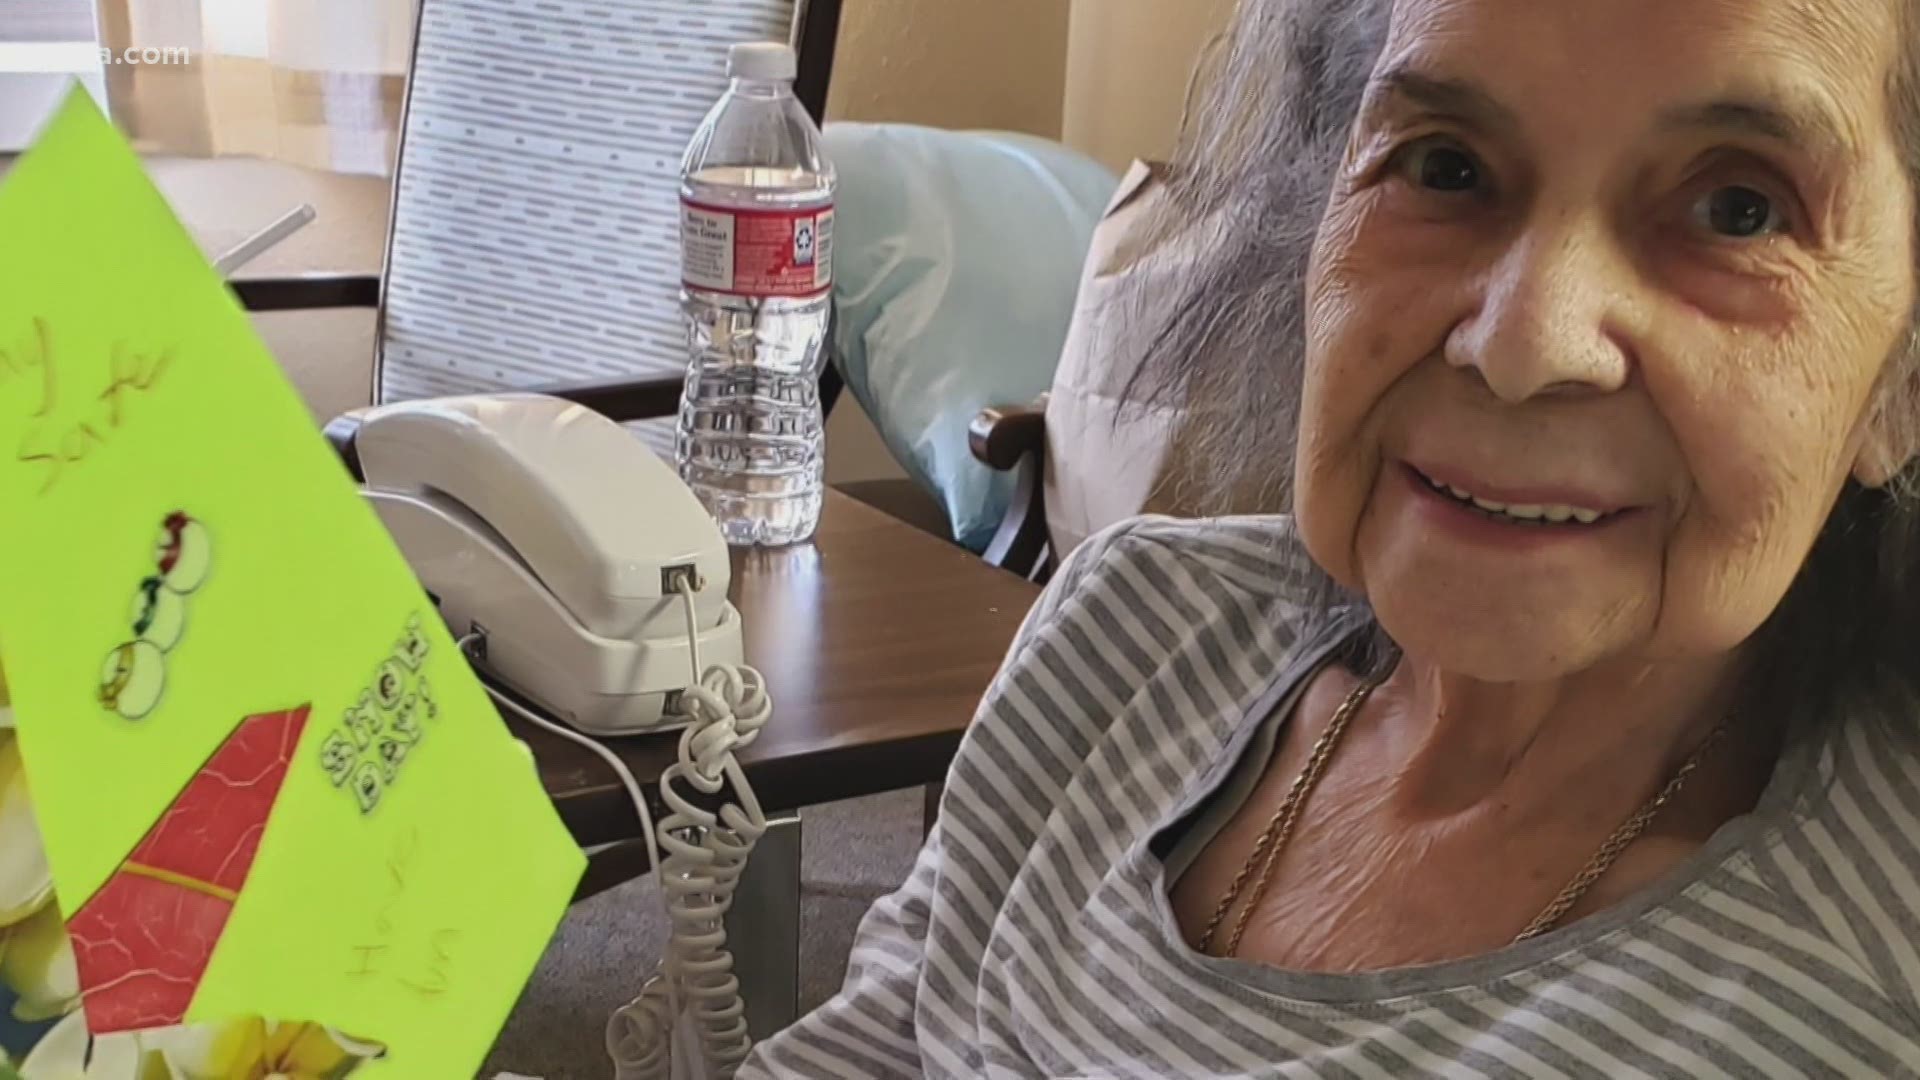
681, 200, 834, 298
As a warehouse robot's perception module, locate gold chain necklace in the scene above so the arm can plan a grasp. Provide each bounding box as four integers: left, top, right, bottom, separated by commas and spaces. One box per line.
1198, 668, 1730, 958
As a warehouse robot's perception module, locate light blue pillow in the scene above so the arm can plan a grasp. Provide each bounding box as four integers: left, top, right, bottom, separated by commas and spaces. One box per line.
824, 123, 1118, 551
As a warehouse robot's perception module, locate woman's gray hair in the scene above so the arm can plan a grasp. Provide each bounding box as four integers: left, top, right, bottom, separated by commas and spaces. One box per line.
1127, 0, 1920, 700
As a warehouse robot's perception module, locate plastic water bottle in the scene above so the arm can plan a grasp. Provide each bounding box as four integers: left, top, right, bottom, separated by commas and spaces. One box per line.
676, 41, 836, 547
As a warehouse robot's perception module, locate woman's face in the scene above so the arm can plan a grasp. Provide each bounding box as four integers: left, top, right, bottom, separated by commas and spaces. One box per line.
1297, 0, 1917, 681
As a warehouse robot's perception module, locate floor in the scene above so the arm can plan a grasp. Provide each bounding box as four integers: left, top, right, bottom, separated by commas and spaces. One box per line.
483, 787, 926, 1080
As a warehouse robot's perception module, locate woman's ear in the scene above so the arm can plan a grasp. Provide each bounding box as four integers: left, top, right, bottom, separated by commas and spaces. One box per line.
1854, 436, 1905, 487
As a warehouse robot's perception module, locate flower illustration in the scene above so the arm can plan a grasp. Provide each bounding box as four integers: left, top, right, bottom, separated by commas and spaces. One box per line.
143, 1020, 384, 1080
0, 727, 51, 935
0, 662, 84, 1076
14, 1013, 160, 1080
11, 1016, 380, 1080
0, 667, 51, 940
1, 674, 81, 1039
11, 1010, 382, 1080
15, 1012, 84, 1079
0, 901, 76, 1024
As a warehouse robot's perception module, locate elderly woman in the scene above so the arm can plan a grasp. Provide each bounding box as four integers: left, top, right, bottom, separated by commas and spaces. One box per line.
746, 0, 1920, 1074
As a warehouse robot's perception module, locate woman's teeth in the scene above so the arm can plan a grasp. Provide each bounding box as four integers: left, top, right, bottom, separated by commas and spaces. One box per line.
1424, 475, 1606, 525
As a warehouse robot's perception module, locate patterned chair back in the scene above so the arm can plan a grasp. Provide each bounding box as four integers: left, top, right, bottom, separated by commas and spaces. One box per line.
374, 0, 806, 455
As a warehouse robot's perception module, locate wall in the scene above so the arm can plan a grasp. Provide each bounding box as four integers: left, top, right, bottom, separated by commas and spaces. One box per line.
1060, 0, 1233, 172
825, 0, 1071, 137
820, 0, 1073, 487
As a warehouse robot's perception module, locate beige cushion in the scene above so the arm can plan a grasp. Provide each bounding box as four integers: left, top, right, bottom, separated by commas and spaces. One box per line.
1042, 160, 1204, 560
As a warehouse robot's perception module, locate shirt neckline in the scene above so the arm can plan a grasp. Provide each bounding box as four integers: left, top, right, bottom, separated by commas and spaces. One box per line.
1138, 615, 1826, 1007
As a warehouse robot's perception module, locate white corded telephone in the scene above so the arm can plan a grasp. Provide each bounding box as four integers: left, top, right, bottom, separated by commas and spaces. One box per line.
357, 393, 742, 736
354, 393, 774, 1080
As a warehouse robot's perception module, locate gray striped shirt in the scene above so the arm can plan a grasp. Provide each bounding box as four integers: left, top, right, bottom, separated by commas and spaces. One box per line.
743, 516, 1920, 1078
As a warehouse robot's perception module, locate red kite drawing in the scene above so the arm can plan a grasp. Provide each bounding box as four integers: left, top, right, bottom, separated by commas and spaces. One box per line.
66, 704, 310, 1034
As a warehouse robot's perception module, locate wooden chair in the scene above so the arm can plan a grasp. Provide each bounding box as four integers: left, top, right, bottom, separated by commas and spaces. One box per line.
969, 400, 1053, 581
229, 0, 847, 435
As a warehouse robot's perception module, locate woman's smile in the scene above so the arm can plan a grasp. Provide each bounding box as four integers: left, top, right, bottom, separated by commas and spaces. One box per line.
1396, 461, 1638, 544
1410, 471, 1610, 525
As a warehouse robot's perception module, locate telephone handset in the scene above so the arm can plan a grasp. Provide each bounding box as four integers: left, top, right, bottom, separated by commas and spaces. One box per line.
356, 392, 743, 735
354, 393, 770, 1079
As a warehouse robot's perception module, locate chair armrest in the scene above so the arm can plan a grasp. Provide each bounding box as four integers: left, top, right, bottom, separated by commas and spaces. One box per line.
969, 399, 1047, 471
970, 399, 1052, 581
232, 273, 381, 312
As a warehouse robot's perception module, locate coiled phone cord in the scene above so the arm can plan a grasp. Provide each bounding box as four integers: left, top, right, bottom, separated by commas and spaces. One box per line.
482, 573, 771, 1080
619, 654, 772, 1078
616, 571, 772, 1079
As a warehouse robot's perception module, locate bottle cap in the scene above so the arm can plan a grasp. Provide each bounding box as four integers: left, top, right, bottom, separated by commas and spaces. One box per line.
729, 42, 797, 82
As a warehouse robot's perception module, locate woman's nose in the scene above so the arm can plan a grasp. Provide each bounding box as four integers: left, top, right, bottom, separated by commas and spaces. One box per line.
1444, 225, 1634, 402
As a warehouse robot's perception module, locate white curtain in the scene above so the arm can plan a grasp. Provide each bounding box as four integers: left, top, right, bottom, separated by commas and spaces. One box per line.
0, 0, 104, 148
98, 0, 415, 174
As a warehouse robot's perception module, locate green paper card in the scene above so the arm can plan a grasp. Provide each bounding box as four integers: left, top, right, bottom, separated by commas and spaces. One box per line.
0, 89, 584, 1077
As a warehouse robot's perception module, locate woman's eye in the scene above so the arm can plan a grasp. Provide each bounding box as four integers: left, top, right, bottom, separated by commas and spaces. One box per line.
1392, 141, 1483, 193
1692, 185, 1785, 239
